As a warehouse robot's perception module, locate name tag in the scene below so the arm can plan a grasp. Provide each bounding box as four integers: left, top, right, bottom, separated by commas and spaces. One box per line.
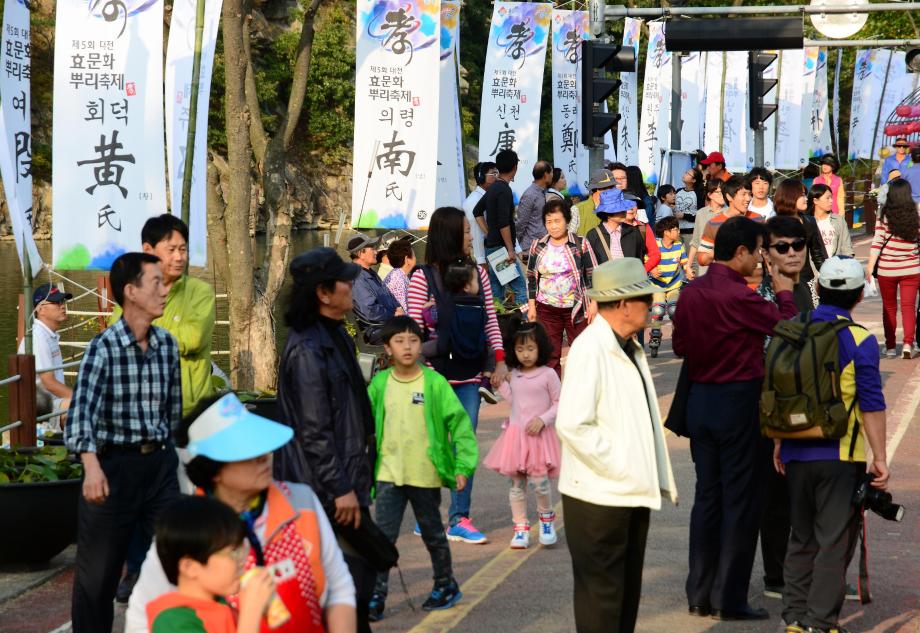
412, 392, 425, 405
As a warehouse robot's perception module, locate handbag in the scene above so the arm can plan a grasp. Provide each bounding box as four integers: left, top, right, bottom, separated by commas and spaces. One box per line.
663, 359, 691, 437
333, 507, 399, 572
872, 234, 892, 278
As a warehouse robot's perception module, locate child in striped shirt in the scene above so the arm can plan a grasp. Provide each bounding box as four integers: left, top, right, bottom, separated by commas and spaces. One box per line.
648, 216, 693, 357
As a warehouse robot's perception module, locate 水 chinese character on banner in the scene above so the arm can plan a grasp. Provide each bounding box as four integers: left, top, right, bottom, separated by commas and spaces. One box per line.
774, 49, 805, 169
811, 48, 832, 158
435, 0, 465, 209
848, 49, 888, 161
680, 51, 703, 153
702, 51, 723, 153
723, 51, 752, 172
798, 47, 820, 167
165, 0, 223, 267
0, 0, 41, 275
52, 0, 167, 270
551, 9, 588, 197
352, 0, 440, 229
612, 17, 641, 167
478, 1, 552, 201
638, 21, 670, 185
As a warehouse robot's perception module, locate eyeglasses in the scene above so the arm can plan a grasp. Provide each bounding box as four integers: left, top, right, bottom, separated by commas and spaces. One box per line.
769, 238, 807, 254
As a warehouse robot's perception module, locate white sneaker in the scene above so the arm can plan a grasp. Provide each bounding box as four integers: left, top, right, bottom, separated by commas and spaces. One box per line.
902, 344, 916, 359
538, 511, 557, 546
510, 523, 529, 549
884, 348, 898, 358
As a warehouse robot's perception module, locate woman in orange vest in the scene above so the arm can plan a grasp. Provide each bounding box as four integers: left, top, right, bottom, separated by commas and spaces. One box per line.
124, 393, 357, 633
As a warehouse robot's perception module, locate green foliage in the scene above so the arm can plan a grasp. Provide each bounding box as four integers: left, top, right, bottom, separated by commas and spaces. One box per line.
0, 446, 83, 484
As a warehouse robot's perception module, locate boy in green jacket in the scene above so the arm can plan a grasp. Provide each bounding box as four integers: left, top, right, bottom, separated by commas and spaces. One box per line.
367, 316, 478, 622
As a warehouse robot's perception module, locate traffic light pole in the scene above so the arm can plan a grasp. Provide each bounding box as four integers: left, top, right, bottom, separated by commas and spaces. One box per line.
588, 0, 607, 175
671, 52, 681, 152
754, 126, 765, 168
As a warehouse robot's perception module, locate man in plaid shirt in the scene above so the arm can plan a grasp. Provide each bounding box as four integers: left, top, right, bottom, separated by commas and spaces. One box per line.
65, 252, 181, 633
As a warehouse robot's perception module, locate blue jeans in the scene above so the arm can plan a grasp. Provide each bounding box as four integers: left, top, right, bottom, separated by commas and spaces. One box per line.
484, 245, 527, 306
448, 383, 481, 526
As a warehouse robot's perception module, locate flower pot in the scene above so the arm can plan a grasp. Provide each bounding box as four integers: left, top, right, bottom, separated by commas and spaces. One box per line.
0, 477, 80, 564
496, 311, 525, 342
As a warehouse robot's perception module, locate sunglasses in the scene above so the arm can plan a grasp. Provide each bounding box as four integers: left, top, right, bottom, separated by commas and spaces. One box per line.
769, 238, 807, 254
895, 144, 909, 149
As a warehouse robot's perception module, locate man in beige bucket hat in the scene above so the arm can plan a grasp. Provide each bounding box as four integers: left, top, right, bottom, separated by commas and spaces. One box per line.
556, 258, 678, 633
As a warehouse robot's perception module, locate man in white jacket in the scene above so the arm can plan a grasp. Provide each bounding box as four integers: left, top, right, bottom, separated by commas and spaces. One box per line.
556, 258, 678, 633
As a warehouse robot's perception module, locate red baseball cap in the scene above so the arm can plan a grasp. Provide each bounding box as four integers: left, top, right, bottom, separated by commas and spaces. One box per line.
700, 151, 726, 166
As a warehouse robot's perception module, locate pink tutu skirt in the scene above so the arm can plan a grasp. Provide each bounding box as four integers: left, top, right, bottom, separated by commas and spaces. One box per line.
483, 422, 561, 478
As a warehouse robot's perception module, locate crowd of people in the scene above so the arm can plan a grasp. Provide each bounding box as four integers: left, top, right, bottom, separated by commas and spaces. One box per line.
35, 139, 917, 633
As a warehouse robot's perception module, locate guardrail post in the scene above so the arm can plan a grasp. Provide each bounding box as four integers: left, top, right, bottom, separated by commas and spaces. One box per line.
8, 354, 36, 447
861, 180, 877, 235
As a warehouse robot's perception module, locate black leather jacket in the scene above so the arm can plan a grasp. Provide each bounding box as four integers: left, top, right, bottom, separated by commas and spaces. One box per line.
276, 319, 374, 509
800, 214, 829, 284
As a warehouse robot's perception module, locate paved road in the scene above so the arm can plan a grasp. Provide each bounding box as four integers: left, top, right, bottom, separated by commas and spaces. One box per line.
3, 237, 919, 633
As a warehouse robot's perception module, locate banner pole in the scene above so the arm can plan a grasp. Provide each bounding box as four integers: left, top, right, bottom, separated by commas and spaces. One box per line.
180, 0, 208, 230
22, 229, 32, 355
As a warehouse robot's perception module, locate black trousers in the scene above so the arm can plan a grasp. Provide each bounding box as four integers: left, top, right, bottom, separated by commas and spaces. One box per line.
782, 460, 863, 629
563, 494, 650, 633
760, 460, 791, 587
71, 446, 179, 633
345, 551, 377, 633
685, 380, 770, 611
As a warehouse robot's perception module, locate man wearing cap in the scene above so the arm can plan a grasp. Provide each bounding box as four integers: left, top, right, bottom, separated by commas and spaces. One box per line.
778, 257, 889, 633
348, 232, 403, 344
882, 137, 912, 183
516, 159, 554, 255
556, 258, 677, 633
575, 163, 626, 238
673, 217, 796, 621
66, 252, 180, 633
700, 151, 732, 184
19, 284, 74, 430
277, 247, 378, 632
376, 230, 414, 280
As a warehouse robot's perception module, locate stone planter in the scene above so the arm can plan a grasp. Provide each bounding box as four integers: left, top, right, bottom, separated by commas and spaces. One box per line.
0, 477, 80, 564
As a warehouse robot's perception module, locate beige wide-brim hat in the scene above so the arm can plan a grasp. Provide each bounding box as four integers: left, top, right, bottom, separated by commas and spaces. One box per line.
587, 258, 656, 302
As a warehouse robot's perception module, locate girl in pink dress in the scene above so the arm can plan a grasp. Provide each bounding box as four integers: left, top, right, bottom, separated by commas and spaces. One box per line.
483, 321, 562, 550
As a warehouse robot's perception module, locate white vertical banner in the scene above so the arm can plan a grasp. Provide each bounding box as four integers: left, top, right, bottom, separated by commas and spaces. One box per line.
478, 2, 552, 201
848, 49, 888, 160
874, 50, 911, 154
0, 0, 40, 275
165, 0, 222, 267
352, 0, 440, 229
833, 48, 842, 155
613, 17, 642, 166
702, 51, 723, 153
761, 51, 778, 169
52, 0, 167, 270
774, 49, 805, 169
680, 51, 702, 152
435, 0, 464, 208
551, 9, 589, 197
798, 47, 819, 167
638, 21, 670, 185
722, 51, 750, 172
603, 101, 617, 164
811, 48, 833, 158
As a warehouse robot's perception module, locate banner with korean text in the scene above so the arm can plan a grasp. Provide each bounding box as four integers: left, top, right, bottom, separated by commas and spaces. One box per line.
702, 52, 723, 153
774, 49, 805, 169
811, 48, 833, 158
798, 47, 819, 166
478, 1, 552, 200
550, 9, 588, 197
722, 51, 751, 172
874, 51, 915, 153
352, 0, 440, 229
1, 0, 41, 275
612, 17, 641, 166
165, 0, 222, 266
435, 0, 465, 209
680, 51, 703, 152
52, 0, 167, 270
638, 21, 670, 185
848, 49, 888, 160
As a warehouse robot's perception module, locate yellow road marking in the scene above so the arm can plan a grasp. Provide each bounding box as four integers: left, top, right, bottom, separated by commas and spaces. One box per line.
406, 500, 564, 633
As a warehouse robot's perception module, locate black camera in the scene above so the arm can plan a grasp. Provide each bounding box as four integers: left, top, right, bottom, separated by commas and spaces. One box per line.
852, 474, 904, 522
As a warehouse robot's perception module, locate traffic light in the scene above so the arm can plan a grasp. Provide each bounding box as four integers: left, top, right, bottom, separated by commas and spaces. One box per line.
749, 51, 778, 130
581, 39, 636, 144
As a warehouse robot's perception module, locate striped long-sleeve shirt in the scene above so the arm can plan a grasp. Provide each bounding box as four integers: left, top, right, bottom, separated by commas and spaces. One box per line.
407, 265, 505, 385
871, 220, 920, 277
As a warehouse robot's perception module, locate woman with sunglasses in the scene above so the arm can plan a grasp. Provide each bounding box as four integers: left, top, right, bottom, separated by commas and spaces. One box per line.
773, 179, 828, 293
808, 183, 854, 258
687, 179, 726, 276
756, 216, 815, 314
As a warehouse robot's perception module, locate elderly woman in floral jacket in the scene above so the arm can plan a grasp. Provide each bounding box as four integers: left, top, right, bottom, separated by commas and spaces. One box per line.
526, 198, 598, 377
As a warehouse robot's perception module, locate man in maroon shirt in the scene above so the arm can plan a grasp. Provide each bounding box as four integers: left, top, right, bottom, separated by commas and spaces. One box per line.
673, 216, 797, 621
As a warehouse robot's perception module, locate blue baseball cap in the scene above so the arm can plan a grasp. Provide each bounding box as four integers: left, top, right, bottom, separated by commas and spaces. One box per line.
33, 283, 73, 305
595, 188, 637, 217
185, 393, 293, 462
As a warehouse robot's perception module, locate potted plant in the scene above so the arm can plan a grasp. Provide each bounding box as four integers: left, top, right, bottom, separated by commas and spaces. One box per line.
0, 446, 82, 564
494, 298, 526, 342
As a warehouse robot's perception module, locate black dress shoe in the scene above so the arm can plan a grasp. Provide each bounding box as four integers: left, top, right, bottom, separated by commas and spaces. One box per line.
711, 605, 770, 620
688, 605, 711, 617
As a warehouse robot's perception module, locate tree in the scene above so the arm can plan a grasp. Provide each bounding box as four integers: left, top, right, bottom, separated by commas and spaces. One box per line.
208, 0, 324, 391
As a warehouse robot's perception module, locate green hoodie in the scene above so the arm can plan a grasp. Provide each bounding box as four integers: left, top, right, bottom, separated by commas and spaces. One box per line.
368, 366, 479, 493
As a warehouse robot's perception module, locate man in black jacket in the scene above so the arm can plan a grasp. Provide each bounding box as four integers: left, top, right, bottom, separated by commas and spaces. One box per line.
585, 188, 648, 266
276, 247, 376, 632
